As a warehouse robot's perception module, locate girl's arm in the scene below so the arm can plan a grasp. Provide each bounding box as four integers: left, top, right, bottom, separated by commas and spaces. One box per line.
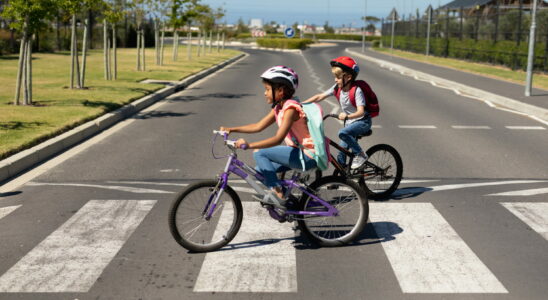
303, 93, 328, 103
221, 111, 275, 134
236, 108, 298, 149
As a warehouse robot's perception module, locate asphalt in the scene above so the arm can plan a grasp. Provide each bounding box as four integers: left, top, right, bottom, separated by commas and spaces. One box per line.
350, 45, 548, 110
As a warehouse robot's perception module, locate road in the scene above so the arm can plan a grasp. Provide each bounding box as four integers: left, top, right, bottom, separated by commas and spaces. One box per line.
0, 42, 547, 299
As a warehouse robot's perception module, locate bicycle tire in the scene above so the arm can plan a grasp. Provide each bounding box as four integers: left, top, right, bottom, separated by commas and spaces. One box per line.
297, 176, 368, 246
169, 180, 243, 252
359, 144, 403, 200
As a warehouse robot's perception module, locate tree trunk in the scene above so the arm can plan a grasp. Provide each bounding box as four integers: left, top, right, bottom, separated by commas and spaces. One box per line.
104, 19, 109, 79
107, 33, 111, 80
141, 31, 146, 71
172, 30, 177, 61
208, 31, 212, 53
26, 36, 32, 105
160, 26, 165, 65
187, 30, 192, 60
136, 28, 140, 70
216, 31, 220, 52
74, 29, 81, 88
70, 14, 76, 89
81, 17, 89, 88
23, 39, 28, 105
113, 25, 117, 80
197, 31, 201, 57
14, 29, 27, 105
155, 21, 159, 65
222, 32, 225, 51
56, 14, 61, 51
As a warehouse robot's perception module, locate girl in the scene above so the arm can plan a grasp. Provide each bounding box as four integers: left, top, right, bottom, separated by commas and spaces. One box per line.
219, 66, 317, 208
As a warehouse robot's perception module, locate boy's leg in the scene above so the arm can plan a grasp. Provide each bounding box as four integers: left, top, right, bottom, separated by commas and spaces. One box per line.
338, 118, 372, 156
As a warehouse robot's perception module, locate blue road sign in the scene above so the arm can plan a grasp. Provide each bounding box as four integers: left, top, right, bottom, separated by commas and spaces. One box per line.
284, 27, 295, 38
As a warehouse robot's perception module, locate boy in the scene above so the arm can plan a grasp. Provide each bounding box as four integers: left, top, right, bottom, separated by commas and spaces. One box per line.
304, 56, 372, 169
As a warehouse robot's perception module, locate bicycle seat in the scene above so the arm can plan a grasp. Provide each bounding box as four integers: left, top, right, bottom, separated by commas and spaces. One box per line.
356, 130, 373, 139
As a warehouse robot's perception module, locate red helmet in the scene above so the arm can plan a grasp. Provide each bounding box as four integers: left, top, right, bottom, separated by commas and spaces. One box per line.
330, 56, 360, 79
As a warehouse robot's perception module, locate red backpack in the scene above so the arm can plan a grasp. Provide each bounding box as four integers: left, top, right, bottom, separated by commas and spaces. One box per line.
334, 80, 379, 118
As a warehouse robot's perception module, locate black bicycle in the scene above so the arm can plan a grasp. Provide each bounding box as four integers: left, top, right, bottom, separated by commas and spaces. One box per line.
317, 114, 403, 199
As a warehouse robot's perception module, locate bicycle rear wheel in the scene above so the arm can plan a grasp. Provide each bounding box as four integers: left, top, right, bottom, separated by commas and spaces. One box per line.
169, 180, 243, 252
297, 176, 368, 246
360, 144, 403, 199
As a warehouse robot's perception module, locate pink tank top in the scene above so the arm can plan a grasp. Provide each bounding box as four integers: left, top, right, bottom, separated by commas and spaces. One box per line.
273, 100, 315, 158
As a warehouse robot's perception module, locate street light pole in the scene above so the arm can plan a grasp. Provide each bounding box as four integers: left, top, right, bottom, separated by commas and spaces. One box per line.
525, 0, 539, 96
362, 0, 367, 52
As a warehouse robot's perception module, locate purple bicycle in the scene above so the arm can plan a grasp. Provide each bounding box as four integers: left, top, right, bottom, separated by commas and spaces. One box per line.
168, 130, 369, 252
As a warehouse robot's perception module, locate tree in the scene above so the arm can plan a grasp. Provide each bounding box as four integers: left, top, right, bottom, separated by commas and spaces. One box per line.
362, 16, 380, 33
132, 0, 146, 71
2, 0, 58, 105
103, 0, 125, 80
236, 17, 248, 35
149, 0, 169, 66
324, 21, 334, 34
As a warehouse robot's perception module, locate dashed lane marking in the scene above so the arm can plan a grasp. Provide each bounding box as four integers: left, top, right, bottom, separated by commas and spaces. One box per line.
505, 126, 546, 130
398, 125, 437, 129
452, 125, 491, 129
369, 203, 508, 293
393, 180, 548, 196
0, 200, 156, 292
502, 202, 548, 241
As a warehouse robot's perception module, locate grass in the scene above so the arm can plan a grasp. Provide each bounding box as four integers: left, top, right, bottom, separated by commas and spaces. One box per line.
0, 46, 241, 159
372, 47, 548, 91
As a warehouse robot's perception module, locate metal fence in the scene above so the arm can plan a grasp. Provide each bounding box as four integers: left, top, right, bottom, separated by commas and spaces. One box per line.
380, 2, 548, 71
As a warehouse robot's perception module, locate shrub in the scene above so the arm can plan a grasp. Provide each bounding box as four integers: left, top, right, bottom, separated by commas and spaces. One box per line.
256, 38, 314, 49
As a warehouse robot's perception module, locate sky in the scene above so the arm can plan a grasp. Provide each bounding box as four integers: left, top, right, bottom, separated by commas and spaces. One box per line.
199, 0, 448, 27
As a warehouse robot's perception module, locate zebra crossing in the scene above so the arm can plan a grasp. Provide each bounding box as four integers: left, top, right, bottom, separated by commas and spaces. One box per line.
0, 181, 546, 296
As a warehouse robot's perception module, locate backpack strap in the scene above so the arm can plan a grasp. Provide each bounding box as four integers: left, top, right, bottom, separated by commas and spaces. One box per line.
334, 83, 358, 108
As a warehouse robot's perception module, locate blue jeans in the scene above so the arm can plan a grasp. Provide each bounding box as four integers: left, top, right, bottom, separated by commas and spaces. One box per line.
337, 117, 372, 165
254, 146, 317, 188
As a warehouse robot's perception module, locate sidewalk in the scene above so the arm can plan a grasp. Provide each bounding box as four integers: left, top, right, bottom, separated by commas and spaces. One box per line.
350, 47, 548, 111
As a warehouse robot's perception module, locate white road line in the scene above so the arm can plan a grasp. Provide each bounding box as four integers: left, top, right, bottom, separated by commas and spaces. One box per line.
107, 180, 188, 187
452, 125, 491, 129
399, 179, 440, 184
231, 186, 258, 194
398, 125, 437, 129
26, 182, 173, 194
0, 205, 20, 220
505, 126, 546, 130
392, 180, 547, 196
194, 202, 297, 293
369, 203, 507, 293
371, 125, 382, 128
0, 200, 156, 292
502, 202, 548, 240
487, 187, 548, 196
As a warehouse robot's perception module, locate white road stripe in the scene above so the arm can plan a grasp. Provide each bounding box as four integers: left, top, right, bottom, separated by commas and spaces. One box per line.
398, 125, 437, 129
0, 205, 20, 220
194, 202, 297, 293
505, 126, 546, 130
399, 179, 439, 184
488, 187, 548, 196
0, 200, 156, 292
27, 182, 173, 194
452, 125, 491, 129
392, 180, 547, 196
107, 180, 187, 186
369, 203, 507, 293
371, 125, 382, 128
502, 202, 548, 240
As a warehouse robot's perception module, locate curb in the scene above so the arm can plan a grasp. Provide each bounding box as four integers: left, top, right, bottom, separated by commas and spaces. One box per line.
346, 48, 548, 122
0, 53, 247, 185
250, 46, 302, 53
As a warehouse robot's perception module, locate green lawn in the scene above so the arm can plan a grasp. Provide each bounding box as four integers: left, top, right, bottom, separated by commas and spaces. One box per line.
372, 47, 548, 91
0, 46, 241, 159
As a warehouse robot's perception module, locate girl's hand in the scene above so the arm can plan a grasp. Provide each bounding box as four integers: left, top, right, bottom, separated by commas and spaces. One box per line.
235, 138, 249, 149
338, 112, 348, 121
219, 126, 231, 134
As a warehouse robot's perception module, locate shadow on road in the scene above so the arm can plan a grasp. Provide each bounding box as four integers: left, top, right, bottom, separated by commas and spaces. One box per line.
134, 111, 194, 119
373, 187, 434, 201
169, 92, 255, 103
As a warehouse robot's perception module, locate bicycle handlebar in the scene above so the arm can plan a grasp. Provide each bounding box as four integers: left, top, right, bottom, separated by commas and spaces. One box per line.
212, 130, 248, 149
323, 113, 339, 120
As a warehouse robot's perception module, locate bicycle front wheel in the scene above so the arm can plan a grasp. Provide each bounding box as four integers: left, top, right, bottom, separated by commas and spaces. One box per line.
298, 176, 368, 246
169, 180, 243, 252
360, 144, 403, 200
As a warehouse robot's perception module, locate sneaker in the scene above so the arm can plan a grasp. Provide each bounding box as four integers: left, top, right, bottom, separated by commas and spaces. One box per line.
351, 153, 368, 169
252, 192, 284, 208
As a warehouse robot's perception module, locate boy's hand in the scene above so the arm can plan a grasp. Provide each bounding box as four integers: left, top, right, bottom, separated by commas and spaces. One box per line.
338, 113, 348, 121
235, 138, 249, 149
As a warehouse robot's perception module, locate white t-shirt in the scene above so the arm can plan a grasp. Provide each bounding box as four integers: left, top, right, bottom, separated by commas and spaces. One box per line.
323, 84, 367, 124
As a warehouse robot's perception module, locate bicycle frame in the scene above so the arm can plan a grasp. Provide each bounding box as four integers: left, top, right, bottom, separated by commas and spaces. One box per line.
327, 139, 383, 179
205, 132, 339, 222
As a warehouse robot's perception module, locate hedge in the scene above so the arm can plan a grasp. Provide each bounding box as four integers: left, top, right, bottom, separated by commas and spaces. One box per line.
380, 36, 548, 71
256, 38, 314, 49
306, 33, 380, 42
